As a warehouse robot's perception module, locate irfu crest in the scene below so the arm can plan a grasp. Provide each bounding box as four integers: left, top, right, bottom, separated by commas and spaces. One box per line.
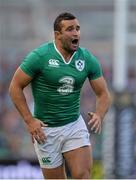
75, 60, 85, 71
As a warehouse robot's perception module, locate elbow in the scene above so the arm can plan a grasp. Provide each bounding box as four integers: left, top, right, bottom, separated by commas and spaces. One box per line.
9, 81, 18, 98
9, 82, 14, 98
107, 91, 112, 108
101, 91, 112, 109
9, 80, 24, 98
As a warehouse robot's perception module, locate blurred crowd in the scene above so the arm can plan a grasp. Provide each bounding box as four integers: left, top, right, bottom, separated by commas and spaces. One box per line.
0, 55, 36, 161
0, 1, 136, 178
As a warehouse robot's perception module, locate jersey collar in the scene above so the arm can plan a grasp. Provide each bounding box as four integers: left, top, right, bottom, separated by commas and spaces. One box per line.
53, 41, 76, 65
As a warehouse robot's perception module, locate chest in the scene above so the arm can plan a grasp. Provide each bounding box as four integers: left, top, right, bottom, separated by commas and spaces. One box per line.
41, 58, 87, 89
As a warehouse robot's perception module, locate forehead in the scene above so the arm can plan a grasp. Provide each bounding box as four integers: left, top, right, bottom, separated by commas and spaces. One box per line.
61, 19, 80, 29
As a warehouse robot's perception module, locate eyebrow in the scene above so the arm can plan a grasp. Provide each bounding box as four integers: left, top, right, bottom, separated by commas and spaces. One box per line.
66, 25, 80, 30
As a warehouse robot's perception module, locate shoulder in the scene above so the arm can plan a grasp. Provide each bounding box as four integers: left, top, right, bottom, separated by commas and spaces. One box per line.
78, 47, 98, 63
33, 41, 53, 57
20, 43, 53, 74
78, 47, 103, 79
78, 47, 93, 58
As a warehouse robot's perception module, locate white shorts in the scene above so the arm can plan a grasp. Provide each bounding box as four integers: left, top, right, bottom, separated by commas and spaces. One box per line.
34, 115, 91, 168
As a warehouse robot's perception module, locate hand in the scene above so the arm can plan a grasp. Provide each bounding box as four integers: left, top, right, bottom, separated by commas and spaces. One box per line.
26, 118, 48, 144
88, 112, 102, 134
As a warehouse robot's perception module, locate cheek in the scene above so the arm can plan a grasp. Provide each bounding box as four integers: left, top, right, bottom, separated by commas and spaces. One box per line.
61, 36, 70, 44
62, 32, 71, 39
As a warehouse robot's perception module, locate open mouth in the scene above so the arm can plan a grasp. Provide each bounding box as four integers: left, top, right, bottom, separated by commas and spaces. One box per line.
72, 39, 79, 45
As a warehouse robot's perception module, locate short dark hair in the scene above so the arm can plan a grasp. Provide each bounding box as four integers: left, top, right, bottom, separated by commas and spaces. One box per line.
54, 12, 76, 32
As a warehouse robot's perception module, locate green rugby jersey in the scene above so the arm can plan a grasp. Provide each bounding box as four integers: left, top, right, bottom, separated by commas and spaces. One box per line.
20, 41, 102, 127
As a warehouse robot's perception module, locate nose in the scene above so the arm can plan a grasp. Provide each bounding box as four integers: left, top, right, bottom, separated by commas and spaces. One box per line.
73, 29, 79, 36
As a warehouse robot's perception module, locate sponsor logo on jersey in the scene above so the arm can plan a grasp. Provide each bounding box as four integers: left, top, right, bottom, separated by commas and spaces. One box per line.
75, 59, 85, 71
48, 59, 60, 67
57, 76, 75, 95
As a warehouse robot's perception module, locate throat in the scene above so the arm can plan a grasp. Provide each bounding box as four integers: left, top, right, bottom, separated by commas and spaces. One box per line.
60, 50, 76, 64
63, 54, 73, 63
54, 41, 76, 63
58, 47, 74, 62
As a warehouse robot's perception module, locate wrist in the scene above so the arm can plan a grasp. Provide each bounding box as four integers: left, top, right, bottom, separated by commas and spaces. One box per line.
24, 115, 34, 125
95, 112, 103, 121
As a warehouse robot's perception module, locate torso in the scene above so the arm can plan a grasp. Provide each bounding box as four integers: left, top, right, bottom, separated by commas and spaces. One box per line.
20, 41, 102, 126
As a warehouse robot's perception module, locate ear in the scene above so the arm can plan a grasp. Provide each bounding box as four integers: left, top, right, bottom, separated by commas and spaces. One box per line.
54, 31, 61, 39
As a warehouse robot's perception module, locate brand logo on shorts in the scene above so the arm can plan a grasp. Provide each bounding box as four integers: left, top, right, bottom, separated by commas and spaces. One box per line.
75, 59, 85, 71
48, 59, 60, 68
42, 157, 51, 164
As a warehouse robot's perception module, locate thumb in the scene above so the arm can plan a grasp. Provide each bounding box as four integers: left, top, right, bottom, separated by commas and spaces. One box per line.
88, 112, 94, 117
40, 121, 48, 127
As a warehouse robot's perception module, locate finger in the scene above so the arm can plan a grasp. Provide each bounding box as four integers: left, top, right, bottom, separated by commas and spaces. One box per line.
98, 127, 101, 134
90, 120, 99, 131
40, 122, 48, 127
94, 125, 100, 134
88, 116, 97, 125
98, 124, 102, 134
88, 112, 94, 118
31, 131, 42, 144
37, 128, 46, 140
34, 134, 40, 143
31, 135, 35, 143
34, 134, 45, 144
38, 131, 47, 142
36, 129, 46, 142
95, 122, 102, 134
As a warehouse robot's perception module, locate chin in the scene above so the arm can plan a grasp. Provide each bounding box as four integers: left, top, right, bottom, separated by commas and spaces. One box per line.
70, 49, 76, 53
73, 47, 78, 52
71, 45, 79, 52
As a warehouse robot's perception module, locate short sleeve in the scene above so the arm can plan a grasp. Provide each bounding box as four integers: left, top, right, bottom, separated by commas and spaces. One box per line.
84, 50, 103, 80
20, 51, 42, 77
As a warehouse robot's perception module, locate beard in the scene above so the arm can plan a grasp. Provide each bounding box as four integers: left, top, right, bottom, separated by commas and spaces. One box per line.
62, 40, 79, 53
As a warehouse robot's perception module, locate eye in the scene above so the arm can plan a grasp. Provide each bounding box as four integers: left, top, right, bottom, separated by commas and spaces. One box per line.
66, 25, 80, 32
76, 26, 80, 31
67, 27, 73, 31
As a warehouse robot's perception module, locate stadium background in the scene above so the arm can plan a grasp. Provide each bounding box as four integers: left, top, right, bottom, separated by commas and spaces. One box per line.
0, 0, 136, 179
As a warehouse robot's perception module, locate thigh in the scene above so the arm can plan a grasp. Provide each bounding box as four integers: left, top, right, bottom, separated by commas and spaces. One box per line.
42, 164, 67, 179
63, 145, 93, 178
34, 127, 64, 169
62, 115, 91, 153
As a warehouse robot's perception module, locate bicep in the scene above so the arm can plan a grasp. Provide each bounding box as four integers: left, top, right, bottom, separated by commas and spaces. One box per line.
89, 76, 109, 97
10, 67, 33, 89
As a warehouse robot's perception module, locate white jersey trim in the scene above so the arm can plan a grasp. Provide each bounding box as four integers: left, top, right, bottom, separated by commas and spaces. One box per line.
53, 41, 76, 65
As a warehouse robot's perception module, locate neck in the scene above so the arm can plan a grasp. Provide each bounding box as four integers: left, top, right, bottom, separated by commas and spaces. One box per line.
54, 40, 74, 62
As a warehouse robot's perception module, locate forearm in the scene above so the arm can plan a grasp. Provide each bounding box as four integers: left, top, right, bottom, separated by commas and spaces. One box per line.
9, 84, 33, 125
95, 92, 111, 120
